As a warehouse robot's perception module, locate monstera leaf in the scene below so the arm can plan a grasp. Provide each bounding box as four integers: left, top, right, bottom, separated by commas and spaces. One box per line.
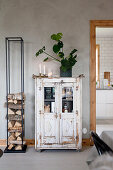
68, 56, 77, 66
51, 33, 63, 41
36, 46, 45, 56
58, 41, 63, 48
70, 49, 77, 55
58, 52, 64, 58
53, 44, 60, 53
61, 58, 71, 71
60, 65, 67, 72
35, 33, 78, 72
43, 57, 49, 62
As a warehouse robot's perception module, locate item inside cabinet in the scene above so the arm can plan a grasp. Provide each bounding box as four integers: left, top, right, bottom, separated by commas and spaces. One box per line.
44, 87, 55, 113
44, 87, 55, 99
44, 104, 50, 113
62, 87, 73, 113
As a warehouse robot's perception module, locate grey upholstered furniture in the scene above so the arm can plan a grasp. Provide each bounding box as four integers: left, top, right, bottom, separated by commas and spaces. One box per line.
87, 131, 113, 164
0, 149, 3, 157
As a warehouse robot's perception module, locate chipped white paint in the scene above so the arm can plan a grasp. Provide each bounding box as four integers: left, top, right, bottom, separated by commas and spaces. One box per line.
34, 77, 83, 150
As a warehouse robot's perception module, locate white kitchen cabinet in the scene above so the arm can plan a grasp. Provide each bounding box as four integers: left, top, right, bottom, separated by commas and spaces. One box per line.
96, 89, 113, 119
34, 77, 83, 151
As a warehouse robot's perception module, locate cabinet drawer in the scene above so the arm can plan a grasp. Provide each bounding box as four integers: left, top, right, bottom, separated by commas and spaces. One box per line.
96, 90, 113, 103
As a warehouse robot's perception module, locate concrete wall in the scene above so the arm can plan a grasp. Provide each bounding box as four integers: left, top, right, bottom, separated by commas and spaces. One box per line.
0, 0, 113, 139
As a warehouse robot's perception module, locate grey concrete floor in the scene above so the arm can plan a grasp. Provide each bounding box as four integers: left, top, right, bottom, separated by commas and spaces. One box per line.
0, 147, 90, 170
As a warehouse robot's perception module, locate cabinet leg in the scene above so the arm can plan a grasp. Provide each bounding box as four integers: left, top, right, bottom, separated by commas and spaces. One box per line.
37, 149, 42, 152
77, 149, 81, 152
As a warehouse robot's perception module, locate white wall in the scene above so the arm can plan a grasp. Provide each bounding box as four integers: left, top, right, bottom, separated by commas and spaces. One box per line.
1, 0, 113, 139
96, 37, 113, 86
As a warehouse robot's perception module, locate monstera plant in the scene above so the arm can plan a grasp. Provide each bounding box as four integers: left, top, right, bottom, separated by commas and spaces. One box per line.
36, 33, 77, 77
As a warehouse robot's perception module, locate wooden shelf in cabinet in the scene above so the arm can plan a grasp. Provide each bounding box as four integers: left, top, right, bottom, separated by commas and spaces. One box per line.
44, 99, 55, 102
62, 99, 73, 101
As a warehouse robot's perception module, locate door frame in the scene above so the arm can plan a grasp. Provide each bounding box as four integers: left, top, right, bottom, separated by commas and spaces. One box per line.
96, 44, 100, 85
90, 20, 113, 132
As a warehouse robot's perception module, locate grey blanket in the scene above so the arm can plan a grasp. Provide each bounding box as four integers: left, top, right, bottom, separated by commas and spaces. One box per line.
87, 131, 113, 164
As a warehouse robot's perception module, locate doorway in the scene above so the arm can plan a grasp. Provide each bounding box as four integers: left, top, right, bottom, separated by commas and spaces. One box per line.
90, 20, 113, 134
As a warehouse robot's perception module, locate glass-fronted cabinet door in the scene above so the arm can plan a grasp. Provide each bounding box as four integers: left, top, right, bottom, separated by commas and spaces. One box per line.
59, 82, 77, 148
62, 87, 73, 113
40, 82, 59, 147
44, 87, 55, 113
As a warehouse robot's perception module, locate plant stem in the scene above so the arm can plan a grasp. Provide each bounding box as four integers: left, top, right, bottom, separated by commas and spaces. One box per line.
62, 47, 64, 59
44, 51, 61, 62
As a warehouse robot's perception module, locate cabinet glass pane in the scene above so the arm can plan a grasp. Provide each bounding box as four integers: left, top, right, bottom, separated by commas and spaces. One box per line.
62, 87, 73, 113
44, 87, 55, 113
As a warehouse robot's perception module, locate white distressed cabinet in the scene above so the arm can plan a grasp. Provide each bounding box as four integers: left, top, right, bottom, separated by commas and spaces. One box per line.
34, 77, 82, 151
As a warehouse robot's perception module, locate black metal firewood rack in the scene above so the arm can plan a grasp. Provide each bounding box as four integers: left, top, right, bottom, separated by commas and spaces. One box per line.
4, 37, 27, 153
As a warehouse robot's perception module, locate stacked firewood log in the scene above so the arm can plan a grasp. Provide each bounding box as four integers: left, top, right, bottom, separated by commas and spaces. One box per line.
7, 93, 26, 150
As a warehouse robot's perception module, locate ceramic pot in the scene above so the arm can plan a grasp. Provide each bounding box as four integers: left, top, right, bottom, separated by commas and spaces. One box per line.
60, 68, 72, 77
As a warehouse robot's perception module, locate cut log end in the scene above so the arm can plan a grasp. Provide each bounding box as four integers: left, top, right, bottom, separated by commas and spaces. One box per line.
17, 136, 22, 141
15, 145, 22, 150
15, 132, 21, 137
8, 108, 15, 115
14, 121, 22, 128
8, 121, 15, 128
8, 133, 16, 142
16, 110, 21, 115
8, 93, 25, 100
8, 144, 15, 150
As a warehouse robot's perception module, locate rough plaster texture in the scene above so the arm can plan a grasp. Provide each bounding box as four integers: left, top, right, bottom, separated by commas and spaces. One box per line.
0, 0, 113, 139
